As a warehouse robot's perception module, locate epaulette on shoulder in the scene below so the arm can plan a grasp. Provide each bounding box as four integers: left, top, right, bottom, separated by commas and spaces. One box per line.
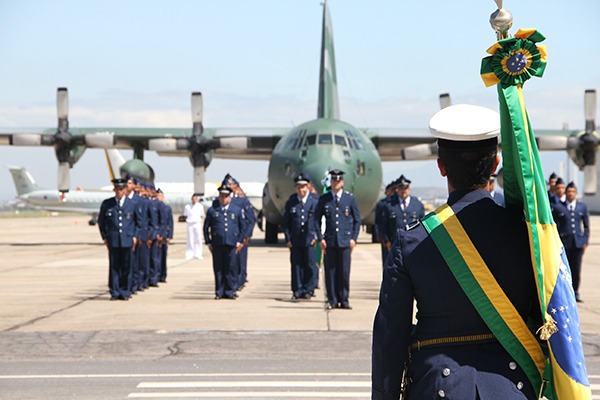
345, 191, 354, 196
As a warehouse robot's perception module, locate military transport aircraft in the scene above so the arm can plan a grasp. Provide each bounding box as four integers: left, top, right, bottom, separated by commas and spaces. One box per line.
0, 1, 597, 243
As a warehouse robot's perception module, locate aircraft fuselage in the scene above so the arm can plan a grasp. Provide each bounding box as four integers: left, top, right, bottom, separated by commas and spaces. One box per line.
265, 118, 382, 225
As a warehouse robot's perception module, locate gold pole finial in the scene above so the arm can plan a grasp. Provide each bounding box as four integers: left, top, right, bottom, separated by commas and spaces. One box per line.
490, 0, 513, 40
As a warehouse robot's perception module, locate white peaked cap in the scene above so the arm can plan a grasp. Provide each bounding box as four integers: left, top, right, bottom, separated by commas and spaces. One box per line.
429, 104, 500, 141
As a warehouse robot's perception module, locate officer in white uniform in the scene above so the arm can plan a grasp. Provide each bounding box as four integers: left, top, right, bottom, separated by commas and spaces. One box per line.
184, 194, 204, 260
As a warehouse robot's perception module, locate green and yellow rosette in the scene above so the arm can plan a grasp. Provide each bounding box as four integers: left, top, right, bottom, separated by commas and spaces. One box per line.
481, 28, 547, 88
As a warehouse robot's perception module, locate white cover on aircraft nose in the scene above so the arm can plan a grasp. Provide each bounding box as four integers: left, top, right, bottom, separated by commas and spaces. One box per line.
429, 104, 500, 141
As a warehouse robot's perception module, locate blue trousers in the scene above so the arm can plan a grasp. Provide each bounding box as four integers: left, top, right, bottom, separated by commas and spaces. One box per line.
238, 244, 248, 289
160, 243, 169, 282
108, 246, 132, 298
566, 247, 583, 295
149, 241, 161, 285
138, 242, 150, 288
212, 245, 238, 297
290, 245, 316, 296
323, 246, 351, 306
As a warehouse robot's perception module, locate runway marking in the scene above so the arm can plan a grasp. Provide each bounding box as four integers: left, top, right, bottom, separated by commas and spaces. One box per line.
128, 392, 369, 398
137, 381, 370, 388
0, 372, 370, 380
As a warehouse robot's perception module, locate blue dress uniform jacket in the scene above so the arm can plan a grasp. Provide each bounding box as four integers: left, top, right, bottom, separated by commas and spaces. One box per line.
553, 201, 590, 249
372, 190, 540, 400
204, 203, 245, 246
380, 195, 425, 245
98, 196, 139, 248
315, 191, 361, 247
284, 194, 320, 247
284, 193, 320, 297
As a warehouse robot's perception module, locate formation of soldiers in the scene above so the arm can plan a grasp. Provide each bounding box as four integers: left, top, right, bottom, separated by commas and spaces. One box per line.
98, 176, 174, 300
373, 174, 425, 267
547, 172, 590, 302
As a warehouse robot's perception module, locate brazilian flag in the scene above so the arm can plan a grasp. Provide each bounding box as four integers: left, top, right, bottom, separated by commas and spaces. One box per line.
481, 29, 591, 399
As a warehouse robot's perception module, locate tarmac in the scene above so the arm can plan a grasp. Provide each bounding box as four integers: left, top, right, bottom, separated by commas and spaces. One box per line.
0, 214, 598, 336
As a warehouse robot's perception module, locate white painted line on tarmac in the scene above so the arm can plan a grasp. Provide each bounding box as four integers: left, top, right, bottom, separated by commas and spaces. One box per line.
128, 392, 369, 398
138, 381, 370, 388
0, 372, 370, 380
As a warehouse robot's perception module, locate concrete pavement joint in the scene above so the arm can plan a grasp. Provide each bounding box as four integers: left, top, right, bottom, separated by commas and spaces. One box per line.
4, 290, 107, 332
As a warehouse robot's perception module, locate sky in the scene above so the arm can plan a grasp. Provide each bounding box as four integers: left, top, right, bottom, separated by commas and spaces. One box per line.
0, 0, 599, 200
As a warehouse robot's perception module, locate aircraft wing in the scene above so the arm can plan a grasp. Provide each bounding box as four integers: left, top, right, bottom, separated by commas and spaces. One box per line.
363, 127, 582, 161
0, 127, 287, 160
363, 128, 437, 161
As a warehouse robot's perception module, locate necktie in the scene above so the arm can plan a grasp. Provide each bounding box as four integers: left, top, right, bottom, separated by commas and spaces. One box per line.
401, 199, 405, 211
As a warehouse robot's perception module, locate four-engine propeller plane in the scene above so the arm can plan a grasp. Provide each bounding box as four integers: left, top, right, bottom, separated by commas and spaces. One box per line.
0, 1, 597, 243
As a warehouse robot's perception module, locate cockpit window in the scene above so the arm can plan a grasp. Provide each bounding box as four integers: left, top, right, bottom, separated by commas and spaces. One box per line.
345, 129, 364, 150
318, 134, 333, 145
334, 135, 347, 147
305, 134, 317, 146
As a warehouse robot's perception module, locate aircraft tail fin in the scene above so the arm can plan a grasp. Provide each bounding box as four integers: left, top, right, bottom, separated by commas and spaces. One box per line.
317, 0, 340, 120
6, 166, 40, 195
104, 149, 126, 181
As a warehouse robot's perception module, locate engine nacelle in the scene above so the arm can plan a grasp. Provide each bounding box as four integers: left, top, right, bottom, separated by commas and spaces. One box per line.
11, 134, 42, 146
149, 138, 178, 152
85, 133, 115, 148
568, 130, 600, 170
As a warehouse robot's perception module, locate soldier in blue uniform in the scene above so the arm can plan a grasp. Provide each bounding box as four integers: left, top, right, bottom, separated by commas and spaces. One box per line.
374, 182, 394, 267
315, 169, 361, 310
552, 181, 589, 302
550, 177, 566, 206
147, 183, 163, 287
547, 172, 558, 202
284, 173, 320, 299
98, 178, 141, 301
136, 181, 152, 291
380, 175, 425, 254
223, 174, 255, 291
204, 185, 245, 299
157, 189, 173, 283
125, 176, 141, 294
372, 106, 541, 399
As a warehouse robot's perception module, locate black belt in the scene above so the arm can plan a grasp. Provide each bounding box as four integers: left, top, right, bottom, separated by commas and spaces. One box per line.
409, 333, 496, 352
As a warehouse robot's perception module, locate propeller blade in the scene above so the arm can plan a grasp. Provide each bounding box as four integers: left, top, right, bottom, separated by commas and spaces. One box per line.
439, 93, 452, 109
58, 162, 70, 193
57, 87, 69, 125
584, 89, 596, 134
583, 164, 597, 195
191, 92, 203, 124
193, 166, 206, 196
